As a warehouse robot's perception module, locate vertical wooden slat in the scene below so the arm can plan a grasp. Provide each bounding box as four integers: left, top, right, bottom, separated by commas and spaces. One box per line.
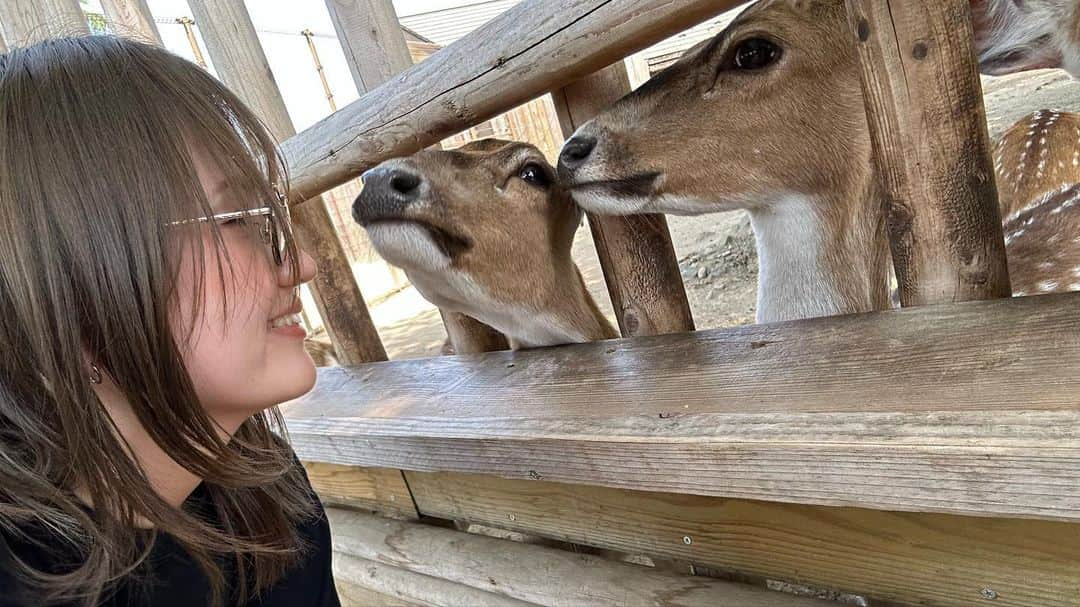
324, 0, 412, 93
552, 64, 694, 337
0, 0, 89, 46
844, 0, 1011, 305
99, 0, 162, 45
187, 0, 387, 364
326, 0, 507, 355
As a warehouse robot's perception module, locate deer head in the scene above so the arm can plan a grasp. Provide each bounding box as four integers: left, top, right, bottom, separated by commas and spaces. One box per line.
969, 0, 1080, 77
354, 138, 616, 349
558, 0, 892, 322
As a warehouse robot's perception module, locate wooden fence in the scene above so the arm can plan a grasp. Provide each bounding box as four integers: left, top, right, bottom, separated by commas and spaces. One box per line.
5, 0, 1078, 605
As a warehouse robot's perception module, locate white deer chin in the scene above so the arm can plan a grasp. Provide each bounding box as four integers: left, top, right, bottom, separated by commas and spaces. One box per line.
366, 221, 452, 273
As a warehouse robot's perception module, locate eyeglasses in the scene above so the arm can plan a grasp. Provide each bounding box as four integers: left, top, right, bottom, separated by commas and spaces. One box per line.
169, 189, 291, 266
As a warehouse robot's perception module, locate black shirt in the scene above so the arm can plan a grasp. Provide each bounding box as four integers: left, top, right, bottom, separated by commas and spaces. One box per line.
0, 462, 340, 607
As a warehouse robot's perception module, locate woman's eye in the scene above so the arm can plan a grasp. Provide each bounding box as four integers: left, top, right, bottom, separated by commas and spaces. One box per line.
730, 38, 782, 70
518, 163, 550, 187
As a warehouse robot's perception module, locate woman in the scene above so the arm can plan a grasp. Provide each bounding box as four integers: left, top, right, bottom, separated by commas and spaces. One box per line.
0, 35, 340, 606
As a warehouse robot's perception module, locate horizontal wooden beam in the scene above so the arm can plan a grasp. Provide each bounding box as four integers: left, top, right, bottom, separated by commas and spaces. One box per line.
285, 293, 1080, 521
405, 471, 1080, 607
279, 0, 750, 202
327, 508, 834, 606
301, 462, 417, 520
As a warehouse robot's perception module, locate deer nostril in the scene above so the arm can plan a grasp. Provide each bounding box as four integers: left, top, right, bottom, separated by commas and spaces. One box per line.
559, 135, 597, 169
390, 170, 421, 196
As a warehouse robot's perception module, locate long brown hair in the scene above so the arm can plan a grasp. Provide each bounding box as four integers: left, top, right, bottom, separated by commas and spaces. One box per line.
0, 36, 315, 605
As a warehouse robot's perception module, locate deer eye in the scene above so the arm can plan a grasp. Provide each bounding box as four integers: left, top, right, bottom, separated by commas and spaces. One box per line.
729, 37, 782, 70
518, 162, 550, 187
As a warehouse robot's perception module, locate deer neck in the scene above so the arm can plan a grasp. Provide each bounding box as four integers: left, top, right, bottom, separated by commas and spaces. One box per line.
507, 263, 618, 350
748, 177, 892, 323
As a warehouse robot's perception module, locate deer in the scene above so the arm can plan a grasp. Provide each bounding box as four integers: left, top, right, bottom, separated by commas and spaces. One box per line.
970, 0, 1080, 77
995, 109, 1080, 295
353, 138, 617, 350
557, 0, 1080, 324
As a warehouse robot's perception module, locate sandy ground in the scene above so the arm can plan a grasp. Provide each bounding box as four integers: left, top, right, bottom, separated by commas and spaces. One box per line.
367, 69, 1080, 360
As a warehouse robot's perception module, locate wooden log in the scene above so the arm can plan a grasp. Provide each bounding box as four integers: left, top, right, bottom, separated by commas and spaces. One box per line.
844, 0, 1011, 305
324, 0, 413, 94
440, 309, 509, 355
335, 578, 425, 607
302, 462, 418, 520
280, 0, 752, 202
552, 64, 694, 337
187, 0, 387, 364
334, 553, 538, 607
99, 0, 161, 44
407, 470, 1080, 607
0, 0, 89, 46
283, 292, 1080, 521
328, 508, 835, 607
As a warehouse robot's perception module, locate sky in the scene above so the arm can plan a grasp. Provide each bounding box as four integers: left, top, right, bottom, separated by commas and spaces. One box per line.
79, 0, 498, 132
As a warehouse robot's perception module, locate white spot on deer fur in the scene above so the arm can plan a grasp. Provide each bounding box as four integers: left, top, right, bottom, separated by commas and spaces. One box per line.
1014, 291, 1027, 297
1059, 161, 1065, 169
1073, 267, 1080, 278
1040, 261, 1055, 270
1025, 140, 1033, 149
1071, 283, 1080, 292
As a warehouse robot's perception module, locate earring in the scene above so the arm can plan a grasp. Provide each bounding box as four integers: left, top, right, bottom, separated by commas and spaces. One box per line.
89, 364, 103, 385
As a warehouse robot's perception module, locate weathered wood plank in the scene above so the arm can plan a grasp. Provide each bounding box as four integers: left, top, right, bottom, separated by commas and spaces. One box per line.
324, 0, 412, 94
552, 64, 694, 337
0, 0, 89, 46
187, 0, 387, 365
406, 471, 1080, 607
334, 552, 538, 607
844, 0, 1011, 305
328, 508, 835, 607
284, 293, 1080, 520
335, 579, 424, 607
280, 0, 752, 202
303, 462, 418, 520
100, 0, 161, 44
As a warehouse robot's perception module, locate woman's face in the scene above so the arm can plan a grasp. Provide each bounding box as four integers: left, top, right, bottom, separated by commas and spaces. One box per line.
173, 150, 318, 429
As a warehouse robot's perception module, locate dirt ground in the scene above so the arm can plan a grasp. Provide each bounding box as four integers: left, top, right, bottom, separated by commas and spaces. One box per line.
368, 69, 1080, 360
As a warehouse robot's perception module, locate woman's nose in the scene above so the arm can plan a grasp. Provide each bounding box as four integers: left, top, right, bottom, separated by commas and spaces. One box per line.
278, 246, 318, 287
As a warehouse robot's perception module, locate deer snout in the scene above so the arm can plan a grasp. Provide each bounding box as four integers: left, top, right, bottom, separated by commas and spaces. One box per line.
354, 165, 424, 225
558, 134, 597, 172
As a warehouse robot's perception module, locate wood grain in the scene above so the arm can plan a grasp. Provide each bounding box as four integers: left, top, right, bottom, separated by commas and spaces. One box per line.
335, 578, 424, 607
324, 0, 413, 94
187, 0, 387, 365
99, 0, 161, 45
844, 0, 1011, 305
285, 293, 1080, 520
0, 0, 89, 46
303, 462, 418, 520
552, 64, 695, 337
328, 508, 835, 607
279, 0, 752, 202
334, 552, 539, 607
406, 471, 1080, 607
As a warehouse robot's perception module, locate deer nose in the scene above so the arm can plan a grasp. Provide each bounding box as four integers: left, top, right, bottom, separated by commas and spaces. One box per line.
354, 166, 424, 224
559, 135, 597, 171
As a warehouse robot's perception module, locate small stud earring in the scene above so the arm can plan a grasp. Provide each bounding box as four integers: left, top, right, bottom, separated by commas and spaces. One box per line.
89, 364, 103, 385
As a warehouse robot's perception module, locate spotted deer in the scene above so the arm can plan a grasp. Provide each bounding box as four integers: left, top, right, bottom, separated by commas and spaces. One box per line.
558, 0, 1080, 323
970, 0, 1080, 77
353, 138, 617, 350
995, 109, 1080, 295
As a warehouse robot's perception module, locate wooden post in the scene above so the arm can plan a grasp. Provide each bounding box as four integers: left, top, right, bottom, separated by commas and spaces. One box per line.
552, 64, 694, 337
175, 17, 207, 69
99, 0, 162, 45
187, 0, 387, 364
323, 0, 413, 93
844, 0, 1011, 305
325, 0, 507, 354
0, 0, 90, 46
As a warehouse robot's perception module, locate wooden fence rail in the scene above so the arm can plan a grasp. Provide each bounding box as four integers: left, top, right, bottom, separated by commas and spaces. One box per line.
285, 292, 1080, 522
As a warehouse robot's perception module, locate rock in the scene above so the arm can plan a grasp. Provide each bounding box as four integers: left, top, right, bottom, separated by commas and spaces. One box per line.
697, 266, 710, 279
